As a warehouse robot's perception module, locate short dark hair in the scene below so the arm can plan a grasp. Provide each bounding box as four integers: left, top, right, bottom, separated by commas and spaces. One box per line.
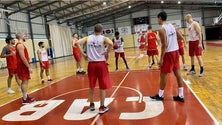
115, 31, 119, 36
38, 41, 44, 47
5, 36, 14, 44
94, 24, 103, 33
148, 25, 152, 30
157, 11, 167, 21
73, 33, 78, 36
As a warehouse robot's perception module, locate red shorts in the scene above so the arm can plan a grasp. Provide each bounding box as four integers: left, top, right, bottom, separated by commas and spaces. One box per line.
7, 68, 17, 76
147, 49, 158, 56
160, 50, 180, 73
189, 40, 202, 56
17, 63, 30, 80
40, 61, 49, 69
88, 61, 112, 89
73, 52, 81, 62
139, 44, 145, 50
115, 52, 125, 58
178, 47, 184, 56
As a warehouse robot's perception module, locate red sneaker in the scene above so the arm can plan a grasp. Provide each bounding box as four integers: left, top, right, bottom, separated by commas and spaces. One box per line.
22, 97, 35, 104
89, 103, 95, 111
99, 106, 109, 114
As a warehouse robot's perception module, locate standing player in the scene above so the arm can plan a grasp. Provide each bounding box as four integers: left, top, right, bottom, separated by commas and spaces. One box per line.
138, 30, 146, 57
15, 33, 35, 104
150, 11, 184, 102
185, 14, 204, 77
72, 33, 86, 74
37, 41, 52, 84
0, 36, 21, 94
172, 23, 188, 71
112, 31, 130, 72
145, 25, 160, 69
76, 24, 113, 114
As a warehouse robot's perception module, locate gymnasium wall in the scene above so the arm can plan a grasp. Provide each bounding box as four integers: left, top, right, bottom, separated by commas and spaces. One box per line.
0, 8, 219, 66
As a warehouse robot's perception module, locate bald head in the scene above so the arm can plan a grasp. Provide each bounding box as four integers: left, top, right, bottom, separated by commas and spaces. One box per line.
15, 32, 25, 40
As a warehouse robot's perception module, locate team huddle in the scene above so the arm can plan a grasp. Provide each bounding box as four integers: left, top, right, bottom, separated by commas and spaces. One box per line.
0, 11, 204, 114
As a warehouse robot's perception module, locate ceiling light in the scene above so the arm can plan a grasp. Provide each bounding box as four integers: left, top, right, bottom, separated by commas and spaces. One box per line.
128, 5, 131, 8
103, 2, 106, 6
161, 1, 164, 4
178, 1, 181, 4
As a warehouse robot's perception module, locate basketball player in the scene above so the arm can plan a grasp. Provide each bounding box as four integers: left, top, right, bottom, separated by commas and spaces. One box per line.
0, 36, 21, 94
145, 25, 160, 69
72, 33, 86, 74
112, 31, 129, 72
37, 41, 52, 84
172, 23, 188, 71
76, 24, 113, 114
150, 11, 184, 102
185, 14, 204, 77
15, 33, 35, 104
138, 30, 146, 57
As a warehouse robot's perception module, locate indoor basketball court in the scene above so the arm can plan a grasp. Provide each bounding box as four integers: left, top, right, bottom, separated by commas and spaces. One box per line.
0, 0, 222, 125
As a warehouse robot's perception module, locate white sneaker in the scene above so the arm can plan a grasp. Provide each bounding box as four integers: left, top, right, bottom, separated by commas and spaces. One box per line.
183, 65, 188, 71
7, 88, 15, 94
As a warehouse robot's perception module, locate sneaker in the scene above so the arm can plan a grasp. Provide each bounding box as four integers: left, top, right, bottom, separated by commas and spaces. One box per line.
7, 88, 15, 94
22, 96, 35, 104
126, 66, 130, 71
89, 103, 95, 111
199, 71, 204, 77
48, 79, 53, 82
115, 68, 118, 72
173, 95, 184, 102
183, 65, 188, 71
76, 71, 81, 75
41, 80, 45, 84
187, 69, 196, 75
147, 64, 152, 70
150, 94, 164, 101
99, 106, 109, 114
80, 71, 86, 74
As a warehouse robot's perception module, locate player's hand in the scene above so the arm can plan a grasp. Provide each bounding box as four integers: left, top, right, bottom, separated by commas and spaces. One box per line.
158, 59, 163, 66
82, 53, 88, 60
41, 63, 45, 67
29, 67, 32, 74
198, 44, 203, 50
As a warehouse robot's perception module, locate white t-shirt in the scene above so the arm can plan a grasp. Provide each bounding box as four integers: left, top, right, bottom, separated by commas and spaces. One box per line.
113, 37, 124, 53
86, 35, 106, 62
162, 23, 179, 52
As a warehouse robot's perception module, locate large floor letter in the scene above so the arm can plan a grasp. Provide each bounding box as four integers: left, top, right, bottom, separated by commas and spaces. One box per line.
119, 97, 164, 120
64, 98, 114, 120
2, 100, 64, 121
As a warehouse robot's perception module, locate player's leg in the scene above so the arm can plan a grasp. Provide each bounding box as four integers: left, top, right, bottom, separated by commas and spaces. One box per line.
7, 74, 14, 94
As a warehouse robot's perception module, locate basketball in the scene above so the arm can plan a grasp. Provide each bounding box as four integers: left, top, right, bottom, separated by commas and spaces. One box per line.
113, 43, 118, 49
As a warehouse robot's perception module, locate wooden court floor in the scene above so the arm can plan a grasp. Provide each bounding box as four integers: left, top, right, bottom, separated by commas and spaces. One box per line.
0, 40, 222, 124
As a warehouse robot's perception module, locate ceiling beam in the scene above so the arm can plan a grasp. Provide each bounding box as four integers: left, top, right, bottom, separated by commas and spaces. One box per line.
30, 1, 86, 20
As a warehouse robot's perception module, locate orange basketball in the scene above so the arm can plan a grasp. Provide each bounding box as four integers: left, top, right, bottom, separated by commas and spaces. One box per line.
113, 43, 118, 49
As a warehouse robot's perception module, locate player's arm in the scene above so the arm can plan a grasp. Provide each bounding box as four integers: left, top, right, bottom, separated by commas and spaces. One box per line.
120, 38, 124, 47
104, 37, 113, 53
158, 27, 167, 66
176, 29, 183, 41
145, 33, 148, 46
76, 37, 87, 56
194, 22, 202, 46
37, 50, 42, 64
155, 33, 160, 46
17, 44, 31, 72
0, 47, 13, 58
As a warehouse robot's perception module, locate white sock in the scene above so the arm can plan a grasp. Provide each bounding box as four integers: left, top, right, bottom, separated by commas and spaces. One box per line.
47, 76, 51, 80
178, 87, 184, 98
80, 68, 83, 71
158, 89, 164, 97
76, 68, 80, 72
23, 93, 27, 100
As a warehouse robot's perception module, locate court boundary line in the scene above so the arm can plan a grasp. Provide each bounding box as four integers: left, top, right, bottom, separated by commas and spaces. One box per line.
90, 71, 130, 125
183, 79, 220, 125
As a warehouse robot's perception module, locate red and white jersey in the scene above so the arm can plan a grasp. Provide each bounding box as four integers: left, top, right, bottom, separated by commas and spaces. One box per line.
113, 37, 124, 53
86, 35, 106, 62
39, 48, 48, 61
162, 23, 178, 52
189, 22, 199, 41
